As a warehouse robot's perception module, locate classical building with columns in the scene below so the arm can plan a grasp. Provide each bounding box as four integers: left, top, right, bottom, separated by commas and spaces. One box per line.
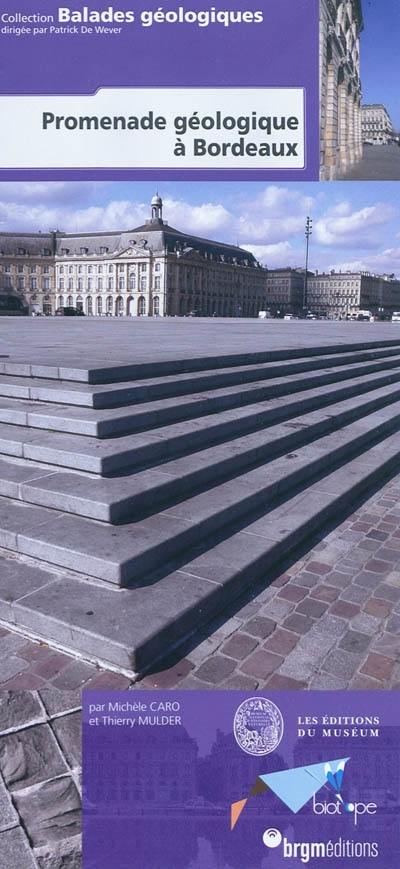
0, 196, 266, 318
320, 0, 364, 179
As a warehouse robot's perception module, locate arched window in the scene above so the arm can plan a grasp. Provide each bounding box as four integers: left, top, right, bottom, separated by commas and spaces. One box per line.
57, 296, 64, 308
67, 295, 73, 307
138, 296, 146, 316
68, 265, 73, 274
127, 296, 134, 316
106, 295, 113, 314
86, 296, 93, 315
153, 296, 160, 316
115, 296, 124, 316
76, 295, 83, 312
96, 296, 103, 316
78, 266, 83, 274
88, 266, 93, 274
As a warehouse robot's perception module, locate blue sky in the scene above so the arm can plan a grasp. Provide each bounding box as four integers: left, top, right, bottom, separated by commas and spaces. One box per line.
362, 0, 400, 127
0, 180, 399, 276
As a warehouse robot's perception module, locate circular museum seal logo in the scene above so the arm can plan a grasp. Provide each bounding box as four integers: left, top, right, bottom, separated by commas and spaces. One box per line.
233, 697, 284, 756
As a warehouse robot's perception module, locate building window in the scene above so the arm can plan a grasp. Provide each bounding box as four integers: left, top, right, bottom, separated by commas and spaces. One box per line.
30, 278, 37, 290
44, 266, 50, 274
88, 279, 93, 290
59, 266, 64, 274
140, 277, 147, 290
86, 296, 93, 315
18, 248, 26, 255
78, 266, 83, 274
80, 247, 88, 255
17, 277, 24, 290
115, 296, 124, 316
108, 278, 114, 290
108, 264, 113, 272
98, 278, 103, 291
88, 266, 93, 274
78, 279, 83, 291
69, 265, 73, 274
129, 274, 136, 290
138, 296, 146, 316
59, 279, 64, 290
118, 277, 125, 290
30, 266, 37, 273
67, 295, 73, 307
96, 296, 103, 315
98, 265, 103, 273
106, 295, 113, 313
153, 296, 160, 315
68, 279, 73, 290
17, 265, 24, 273
100, 247, 108, 254
154, 276, 161, 290
154, 262, 161, 272
57, 296, 64, 308
43, 278, 50, 290
76, 295, 83, 312
140, 263, 147, 272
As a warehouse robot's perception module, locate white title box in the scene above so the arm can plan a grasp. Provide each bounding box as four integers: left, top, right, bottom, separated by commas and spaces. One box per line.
0, 87, 305, 170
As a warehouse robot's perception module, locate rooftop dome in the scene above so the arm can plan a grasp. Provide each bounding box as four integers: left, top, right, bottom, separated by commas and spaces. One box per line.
151, 194, 162, 207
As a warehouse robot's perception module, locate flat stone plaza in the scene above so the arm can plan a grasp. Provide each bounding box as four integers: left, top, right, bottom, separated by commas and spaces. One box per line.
0, 316, 399, 691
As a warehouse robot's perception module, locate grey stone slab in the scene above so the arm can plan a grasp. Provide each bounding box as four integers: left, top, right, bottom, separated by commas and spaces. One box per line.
322, 649, 364, 680
34, 835, 82, 869
0, 558, 55, 620
13, 776, 81, 847
0, 772, 19, 832
0, 656, 31, 682
51, 713, 81, 769
39, 689, 82, 718
0, 499, 63, 552
0, 826, 38, 869
11, 571, 221, 671
0, 724, 68, 792
0, 691, 46, 735
18, 509, 198, 585
0, 460, 54, 500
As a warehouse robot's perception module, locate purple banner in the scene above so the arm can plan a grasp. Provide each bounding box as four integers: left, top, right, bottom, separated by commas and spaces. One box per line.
83, 690, 400, 868
0, 0, 319, 180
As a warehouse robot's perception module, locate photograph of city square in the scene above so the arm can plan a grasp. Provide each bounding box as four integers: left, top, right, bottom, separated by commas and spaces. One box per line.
0, 179, 399, 700
320, 0, 400, 180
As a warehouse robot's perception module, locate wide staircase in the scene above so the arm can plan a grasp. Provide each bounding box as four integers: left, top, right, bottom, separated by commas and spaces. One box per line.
1, 338, 400, 675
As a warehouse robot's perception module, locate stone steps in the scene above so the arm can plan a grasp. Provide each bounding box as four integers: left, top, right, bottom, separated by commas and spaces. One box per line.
2, 431, 400, 673
0, 399, 400, 589
1, 357, 400, 437
1, 346, 400, 409
4, 337, 400, 383
1, 338, 400, 674
1, 381, 400, 521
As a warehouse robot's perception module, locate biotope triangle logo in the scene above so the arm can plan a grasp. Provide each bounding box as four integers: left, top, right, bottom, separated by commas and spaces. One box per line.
231, 758, 352, 829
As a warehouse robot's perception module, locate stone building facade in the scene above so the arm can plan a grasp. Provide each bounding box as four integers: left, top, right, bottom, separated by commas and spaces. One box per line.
362, 104, 395, 145
320, 0, 364, 179
307, 271, 400, 318
0, 197, 266, 318
0, 232, 55, 314
264, 268, 310, 314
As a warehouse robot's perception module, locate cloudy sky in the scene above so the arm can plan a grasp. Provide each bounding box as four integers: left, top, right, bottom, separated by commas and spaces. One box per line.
1, 180, 400, 276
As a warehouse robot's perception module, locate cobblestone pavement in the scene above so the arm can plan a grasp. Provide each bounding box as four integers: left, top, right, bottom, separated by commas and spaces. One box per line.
1, 474, 400, 694
0, 691, 81, 869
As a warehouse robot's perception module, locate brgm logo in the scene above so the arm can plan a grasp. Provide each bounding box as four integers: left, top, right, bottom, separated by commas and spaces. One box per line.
233, 697, 284, 757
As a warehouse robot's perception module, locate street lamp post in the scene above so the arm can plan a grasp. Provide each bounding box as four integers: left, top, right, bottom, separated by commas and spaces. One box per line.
303, 216, 313, 312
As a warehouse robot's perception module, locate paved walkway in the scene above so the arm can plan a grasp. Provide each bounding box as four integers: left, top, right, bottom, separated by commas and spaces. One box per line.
0, 691, 81, 869
339, 144, 400, 180
0, 468, 400, 693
